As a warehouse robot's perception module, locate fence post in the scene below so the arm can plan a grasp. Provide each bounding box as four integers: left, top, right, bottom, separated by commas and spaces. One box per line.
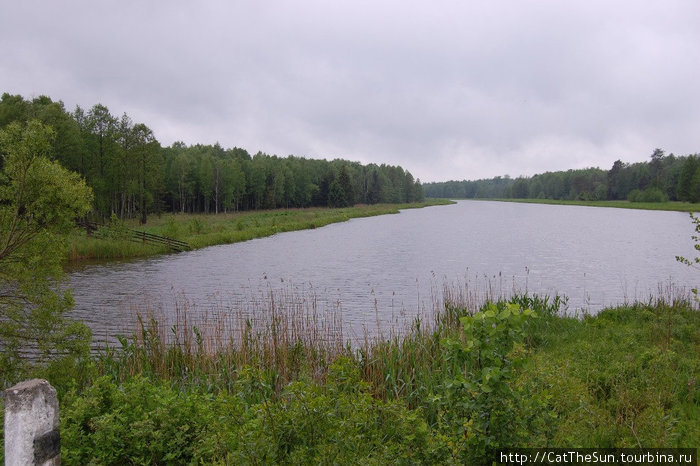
3, 379, 60, 465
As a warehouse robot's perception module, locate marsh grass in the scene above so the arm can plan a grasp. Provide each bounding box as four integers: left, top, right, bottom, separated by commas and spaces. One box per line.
97, 276, 542, 399
99, 286, 353, 393
67, 235, 168, 261
88, 278, 699, 450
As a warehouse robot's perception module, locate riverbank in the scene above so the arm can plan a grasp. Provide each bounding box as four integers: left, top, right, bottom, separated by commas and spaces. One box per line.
67, 200, 454, 262
487, 198, 700, 212
1, 291, 697, 463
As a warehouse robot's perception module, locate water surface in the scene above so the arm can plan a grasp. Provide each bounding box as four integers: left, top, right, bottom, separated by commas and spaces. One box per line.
68, 201, 697, 343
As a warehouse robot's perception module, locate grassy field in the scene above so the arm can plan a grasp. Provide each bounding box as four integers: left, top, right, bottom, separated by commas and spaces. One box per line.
67, 200, 454, 262
487, 198, 700, 212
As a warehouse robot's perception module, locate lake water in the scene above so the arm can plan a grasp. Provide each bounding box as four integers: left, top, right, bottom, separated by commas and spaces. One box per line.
67, 201, 698, 345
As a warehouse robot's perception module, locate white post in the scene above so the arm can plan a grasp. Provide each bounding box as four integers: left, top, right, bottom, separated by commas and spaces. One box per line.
3, 379, 60, 466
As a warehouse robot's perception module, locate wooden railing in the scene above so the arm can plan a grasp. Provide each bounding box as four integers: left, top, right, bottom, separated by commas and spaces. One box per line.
78, 220, 191, 252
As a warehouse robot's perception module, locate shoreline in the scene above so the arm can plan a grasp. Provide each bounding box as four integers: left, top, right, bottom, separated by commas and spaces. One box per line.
66, 199, 455, 263
442, 197, 700, 212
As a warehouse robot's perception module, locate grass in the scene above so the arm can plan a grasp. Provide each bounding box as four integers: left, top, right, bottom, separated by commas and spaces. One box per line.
66, 200, 454, 262
89, 285, 700, 445
2, 282, 698, 463
486, 198, 700, 212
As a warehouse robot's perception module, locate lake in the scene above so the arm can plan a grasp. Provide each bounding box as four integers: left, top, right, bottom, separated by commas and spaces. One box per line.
67, 201, 698, 345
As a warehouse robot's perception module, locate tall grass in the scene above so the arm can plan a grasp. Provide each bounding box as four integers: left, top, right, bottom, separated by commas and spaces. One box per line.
88, 275, 700, 447
96, 276, 555, 400
99, 286, 353, 393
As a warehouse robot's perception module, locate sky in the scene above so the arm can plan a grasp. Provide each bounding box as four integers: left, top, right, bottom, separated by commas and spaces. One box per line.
2, 1, 699, 182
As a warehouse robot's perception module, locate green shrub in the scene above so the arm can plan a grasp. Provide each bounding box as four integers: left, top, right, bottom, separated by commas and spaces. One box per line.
436, 302, 546, 463
61, 376, 247, 465
628, 187, 668, 203
59, 368, 437, 465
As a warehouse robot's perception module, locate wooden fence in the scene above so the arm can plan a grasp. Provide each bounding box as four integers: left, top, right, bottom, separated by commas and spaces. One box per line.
77, 220, 191, 253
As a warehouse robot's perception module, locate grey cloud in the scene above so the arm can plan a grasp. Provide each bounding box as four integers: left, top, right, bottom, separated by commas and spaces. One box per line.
2, 0, 699, 181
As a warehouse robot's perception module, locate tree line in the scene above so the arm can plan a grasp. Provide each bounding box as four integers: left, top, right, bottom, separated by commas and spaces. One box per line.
424, 148, 700, 203
0, 93, 424, 223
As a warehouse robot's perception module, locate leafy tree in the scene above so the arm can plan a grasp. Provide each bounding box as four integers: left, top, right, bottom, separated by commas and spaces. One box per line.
649, 148, 665, 189
677, 156, 699, 202
337, 165, 355, 206
197, 151, 214, 214
131, 123, 161, 223
366, 168, 382, 204
327, 179, 348, 207
85, 104, 117, 216
0, 93, 30, 127
220, 157, 246, 212
3, 93, 425, 218
0, 120, 93, 387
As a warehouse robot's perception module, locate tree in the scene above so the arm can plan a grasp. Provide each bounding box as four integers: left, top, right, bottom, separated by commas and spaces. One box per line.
677, 156, 699, 202
337, 165, 355, 206
85, 104, 116, 216
131, 123, 160, 223
327, 179, 348, 207
0, 120, 94, 386
649, 148, 665, 188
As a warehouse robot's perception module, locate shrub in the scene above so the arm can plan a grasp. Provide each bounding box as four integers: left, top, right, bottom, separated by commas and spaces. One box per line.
628, 187, 668, 203
436, 302, 545, 463
60, 376, 244, 464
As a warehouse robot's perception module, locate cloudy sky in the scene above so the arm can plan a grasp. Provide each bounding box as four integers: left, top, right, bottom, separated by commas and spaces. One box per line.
2, 1, 699, 182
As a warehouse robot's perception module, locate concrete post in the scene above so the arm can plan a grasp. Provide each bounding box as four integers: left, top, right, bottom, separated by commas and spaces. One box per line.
3, 379, 60, 466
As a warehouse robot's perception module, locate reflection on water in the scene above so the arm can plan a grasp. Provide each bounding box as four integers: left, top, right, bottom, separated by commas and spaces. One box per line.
68, 201, 698, 346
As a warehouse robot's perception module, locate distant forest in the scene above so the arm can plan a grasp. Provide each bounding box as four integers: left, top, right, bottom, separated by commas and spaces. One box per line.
424, 148, 700, 203
0, 93, 424, 223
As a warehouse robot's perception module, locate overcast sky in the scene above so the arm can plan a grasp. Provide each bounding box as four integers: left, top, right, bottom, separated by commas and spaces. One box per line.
2, 1, 699, 182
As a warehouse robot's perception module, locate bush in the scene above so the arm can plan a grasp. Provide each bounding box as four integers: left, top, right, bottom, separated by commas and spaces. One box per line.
59, 366, 436, 465
628, 187, 668, 203
436, 302, 549, 463
61, 376, 243, 464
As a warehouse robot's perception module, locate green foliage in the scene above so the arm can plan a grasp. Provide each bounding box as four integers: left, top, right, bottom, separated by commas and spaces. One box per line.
627, 187, 668, 203
1, 93, 423, 220
162, 214, 180, 239
60, 367, 434, 465
425, 149, 697, 204
436, 302, 541, 462
675, 212, 700, 297
61, 376, 245, 465
327, 179, 348, 207
187, 217, 206, 234
0, 120, 93, 388
104, 213, 129, 239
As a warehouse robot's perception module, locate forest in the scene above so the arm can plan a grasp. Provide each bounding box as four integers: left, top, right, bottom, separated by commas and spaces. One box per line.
0, 93, 424, 223
424, 148, 700, 203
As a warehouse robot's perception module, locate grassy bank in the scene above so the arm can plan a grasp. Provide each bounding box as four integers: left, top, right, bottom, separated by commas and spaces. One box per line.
487, 198, 700, 212
2, 287, 697, 464
67, 200, 454, 262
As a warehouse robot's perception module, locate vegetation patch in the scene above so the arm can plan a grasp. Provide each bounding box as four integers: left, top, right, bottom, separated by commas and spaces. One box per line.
2, 290, 697, 464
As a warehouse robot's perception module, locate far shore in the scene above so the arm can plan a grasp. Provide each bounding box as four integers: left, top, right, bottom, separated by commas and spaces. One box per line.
67, 199, 455, 263
450, 197, 700, 212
